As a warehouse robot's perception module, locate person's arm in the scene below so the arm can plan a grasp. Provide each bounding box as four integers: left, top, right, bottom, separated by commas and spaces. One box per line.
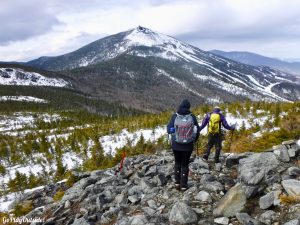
220, 114, 235, 130
167, 114, 177, 134
198, 114, 209, 131
192, 114, 200, 141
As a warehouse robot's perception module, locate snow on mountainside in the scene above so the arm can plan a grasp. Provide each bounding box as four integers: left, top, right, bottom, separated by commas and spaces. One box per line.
0, 96, 48, 103
0, 67, 69, 87
25, 26, 300, 108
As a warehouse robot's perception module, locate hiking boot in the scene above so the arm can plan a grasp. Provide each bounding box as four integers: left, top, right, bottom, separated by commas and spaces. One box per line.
181, 184, 188, 191
174, 182, 180, 190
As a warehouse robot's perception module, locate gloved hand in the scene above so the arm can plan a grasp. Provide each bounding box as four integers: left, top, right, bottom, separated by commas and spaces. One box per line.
231, 123, 237, 130
169, 127, 175, 133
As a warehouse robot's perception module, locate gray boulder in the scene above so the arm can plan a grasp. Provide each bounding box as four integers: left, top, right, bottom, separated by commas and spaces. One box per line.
72, 217, 90, 225
195, 191, 212, 203
288, 167, 300, 176
274, 148, 290, 162
225, 152, 252, 168
259, 192, 275, 209
213, 183, 247, 217
193, 157, 209, 169
236, 213, 258, 225
169, 201, 198, 224
203, 181, 224, 192
214, 217, 229, 225
282, 140, 300, 157
139, 178, 154, 193
238, 152, 279, 186
259, 210, 277, 225
282, 179, 300, 196
200, 174, 217, 184
62, 177, 97, 202
129, 215, 148, 225
128, 195, 140, 204
243, 185, 260, 199
284, 219, 300, 225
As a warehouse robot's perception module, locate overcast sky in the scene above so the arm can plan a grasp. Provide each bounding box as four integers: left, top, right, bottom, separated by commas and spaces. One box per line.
1, 0, 300, 62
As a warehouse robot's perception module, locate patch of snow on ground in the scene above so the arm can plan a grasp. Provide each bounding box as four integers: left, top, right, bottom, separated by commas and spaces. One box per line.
0, 68, 69, 87
252, 131, 262, 138
0, 185, 47, 212
2, 163, 51, 184
100, 126, 166, 155
62, 152, 83, 170
0, 96, 48, 103
0, 114, 35, 132
0, 113, 62, 133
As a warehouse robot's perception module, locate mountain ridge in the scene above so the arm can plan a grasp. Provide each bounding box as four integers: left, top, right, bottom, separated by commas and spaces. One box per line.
210, 50, 300, 76
2, 26, 300, 111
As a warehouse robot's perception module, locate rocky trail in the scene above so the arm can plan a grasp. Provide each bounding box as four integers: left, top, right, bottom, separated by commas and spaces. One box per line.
9, 140, 300, 225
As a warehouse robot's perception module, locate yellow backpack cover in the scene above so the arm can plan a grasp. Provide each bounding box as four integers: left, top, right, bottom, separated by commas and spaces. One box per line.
208, 113, 221, 133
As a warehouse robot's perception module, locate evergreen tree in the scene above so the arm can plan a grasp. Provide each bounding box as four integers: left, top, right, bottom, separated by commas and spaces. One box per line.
55, 156, 66, 180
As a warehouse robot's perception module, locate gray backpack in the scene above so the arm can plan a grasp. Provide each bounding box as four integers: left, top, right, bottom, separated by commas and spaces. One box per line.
174, 113, 196, 144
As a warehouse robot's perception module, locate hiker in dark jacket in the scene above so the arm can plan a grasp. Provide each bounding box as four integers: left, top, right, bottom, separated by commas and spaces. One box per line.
167, 99, 200, 190
199, 106, 235, 163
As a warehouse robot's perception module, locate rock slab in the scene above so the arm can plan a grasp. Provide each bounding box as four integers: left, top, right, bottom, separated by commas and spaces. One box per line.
169, 201, 198, 224
282, 179, 300, 196
213, 183, 247, 217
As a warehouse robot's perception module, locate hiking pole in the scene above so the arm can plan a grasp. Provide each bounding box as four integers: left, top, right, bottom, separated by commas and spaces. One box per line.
228, 130, 234, 153
163, 132, 171, 165
197, 139, 200, 172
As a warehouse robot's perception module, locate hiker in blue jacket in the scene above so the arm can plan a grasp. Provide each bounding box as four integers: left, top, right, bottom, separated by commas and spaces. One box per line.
167, 99, 200, 191
199, 106, 235, 164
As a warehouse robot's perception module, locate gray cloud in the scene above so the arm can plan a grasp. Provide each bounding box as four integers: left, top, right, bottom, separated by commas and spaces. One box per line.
0, 0, 62, 45
0, 0, 300, 61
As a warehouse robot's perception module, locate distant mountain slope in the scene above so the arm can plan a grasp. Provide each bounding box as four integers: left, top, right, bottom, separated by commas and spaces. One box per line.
18, 26, 300, 110
210, 50, 300, 75
0, 64, 140, 116
62, 53, 300, 112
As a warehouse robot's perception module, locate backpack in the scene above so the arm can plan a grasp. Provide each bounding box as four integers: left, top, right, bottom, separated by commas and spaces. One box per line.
208, 113, 221, 134
174, 113, 196, 144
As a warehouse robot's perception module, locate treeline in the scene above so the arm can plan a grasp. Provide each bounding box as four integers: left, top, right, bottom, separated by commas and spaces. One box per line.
0, 85, 140, 116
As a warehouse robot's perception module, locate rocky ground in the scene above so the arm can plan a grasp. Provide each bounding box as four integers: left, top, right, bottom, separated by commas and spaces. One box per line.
8, 140, 300, 225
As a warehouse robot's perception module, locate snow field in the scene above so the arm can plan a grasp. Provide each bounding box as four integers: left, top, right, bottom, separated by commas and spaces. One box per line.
0, 68, 69, 87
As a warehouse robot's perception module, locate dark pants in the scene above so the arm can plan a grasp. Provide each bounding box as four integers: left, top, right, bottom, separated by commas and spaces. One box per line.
204, 133, 222, 163
173, 150, 192, 187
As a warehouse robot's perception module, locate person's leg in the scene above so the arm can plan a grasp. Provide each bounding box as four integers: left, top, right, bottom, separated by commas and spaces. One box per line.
214, 133, 222, 163
173, 150, 181, 186
180, 151, 192, 189
203, 133, 214, 160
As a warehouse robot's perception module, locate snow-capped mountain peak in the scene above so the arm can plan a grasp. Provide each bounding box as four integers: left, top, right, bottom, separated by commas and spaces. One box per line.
124, 26, 196, 54
24, 26, 300, 105
125, 26, 177, 47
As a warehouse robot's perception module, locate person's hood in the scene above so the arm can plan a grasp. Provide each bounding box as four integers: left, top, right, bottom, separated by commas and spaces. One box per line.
177, 99, 191, 115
